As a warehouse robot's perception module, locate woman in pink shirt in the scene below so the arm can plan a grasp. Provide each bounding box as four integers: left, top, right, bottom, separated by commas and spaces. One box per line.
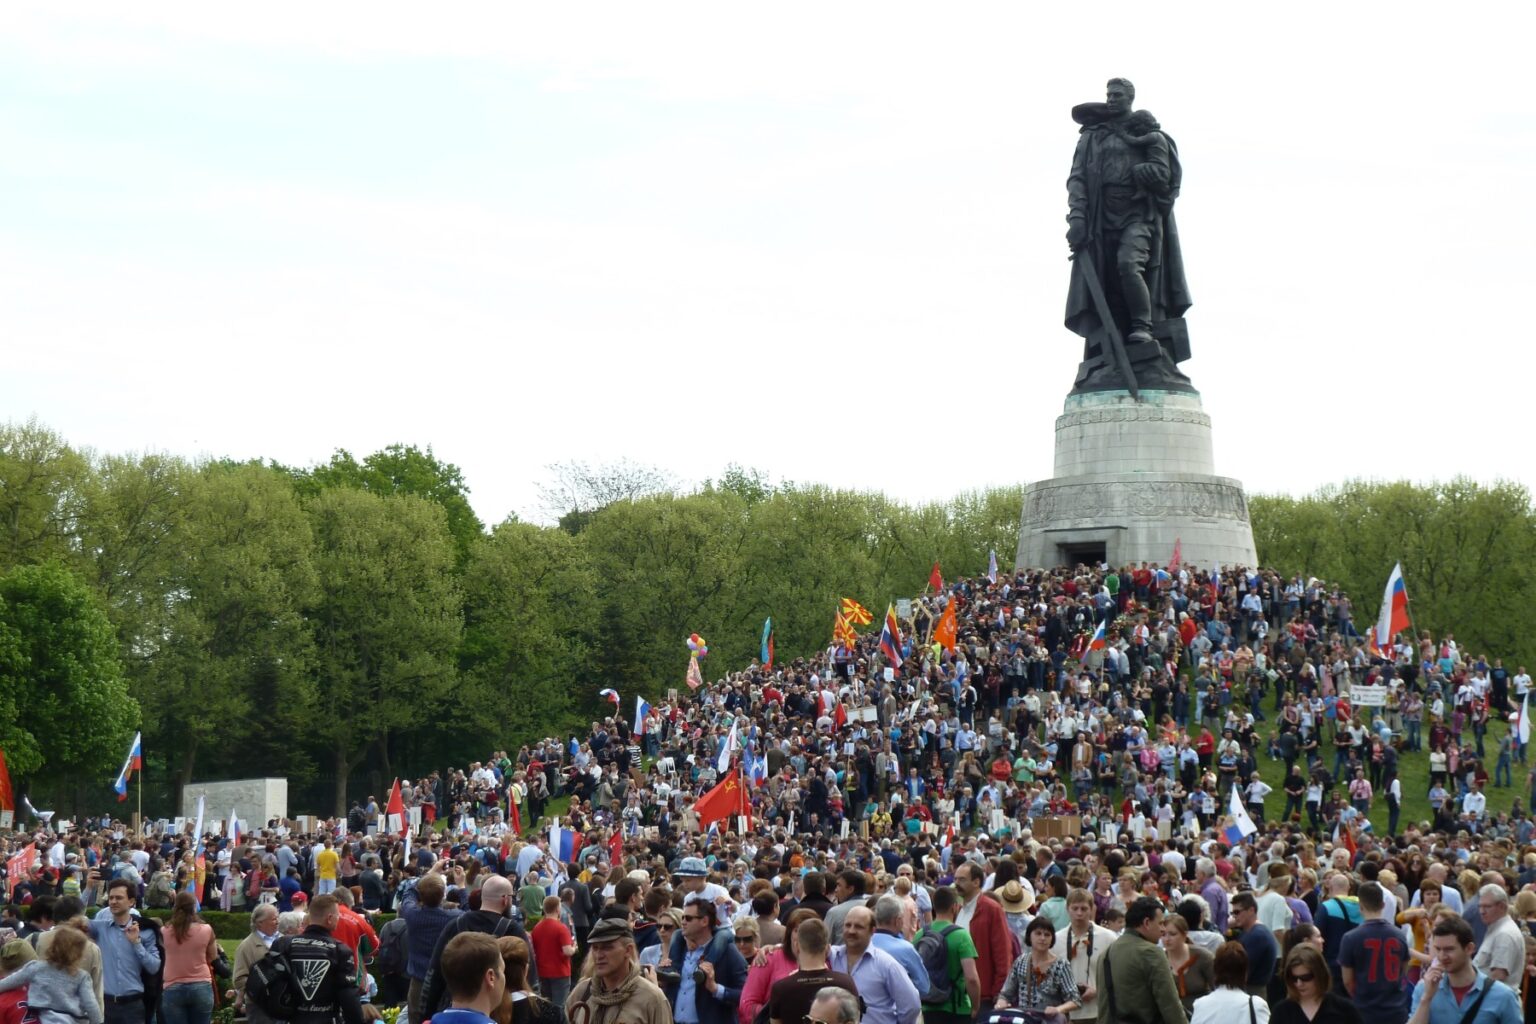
735, 908, 819, 1024
160, 892, 218, 1024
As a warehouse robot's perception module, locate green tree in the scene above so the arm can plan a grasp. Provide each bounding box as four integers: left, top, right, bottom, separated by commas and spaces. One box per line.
307, 488, 462, 813
285, 445, 485, 564
0, 562, 137, 804
0, 419, 91, 574
1252, 479, 1536, 667
580, 491, 750, 692
460, 522, 599, 740
141, 463, 320, 806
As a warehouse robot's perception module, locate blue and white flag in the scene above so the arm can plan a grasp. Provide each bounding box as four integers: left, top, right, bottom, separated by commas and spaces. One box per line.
1224, 785, 1257, 846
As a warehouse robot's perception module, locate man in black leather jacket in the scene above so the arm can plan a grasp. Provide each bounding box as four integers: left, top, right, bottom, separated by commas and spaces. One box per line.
270, 894, 364, 1024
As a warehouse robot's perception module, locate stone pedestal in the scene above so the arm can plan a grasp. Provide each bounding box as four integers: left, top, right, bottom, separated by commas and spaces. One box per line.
1016, 390, 1257, 569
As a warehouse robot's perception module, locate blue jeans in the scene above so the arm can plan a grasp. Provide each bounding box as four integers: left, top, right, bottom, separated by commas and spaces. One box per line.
161, 982, 214, 1024
542, 976, 571, 1019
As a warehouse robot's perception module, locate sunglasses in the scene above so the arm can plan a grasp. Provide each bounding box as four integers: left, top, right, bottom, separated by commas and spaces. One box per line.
683, 914, 709, 922
1290, 973, 1315, 984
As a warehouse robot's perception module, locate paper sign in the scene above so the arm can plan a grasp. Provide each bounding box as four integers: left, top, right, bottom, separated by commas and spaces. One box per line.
896, 599, 912, 620
859, 820, 869, 839
990, 809, 1005, 833
856, 706, 879, 722
737, 816, 748, 834
0, 811, 12, 829
1351, 687, 1387, 707
840, 819, 850, 839
884, 668, 895, 682
408, 807, 423, 826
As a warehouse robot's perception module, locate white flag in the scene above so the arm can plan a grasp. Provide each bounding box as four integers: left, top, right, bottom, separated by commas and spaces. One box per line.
1226, 785, 1257, 843
1521, 691, 1531, 746
717, 720, 740, 773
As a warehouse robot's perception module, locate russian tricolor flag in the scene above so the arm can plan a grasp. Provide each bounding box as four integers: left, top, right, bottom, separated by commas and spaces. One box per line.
112, 731, 142, 801
549, 823, 583, 864
879, 604, 904, 667
1375, 562, 1410, 650
1087, 619, 1108, 652
634, 695, 652, 736
228, 809, 241, 847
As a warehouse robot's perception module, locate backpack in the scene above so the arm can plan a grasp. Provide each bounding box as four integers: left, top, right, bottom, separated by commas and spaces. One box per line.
916, 922, 960, 1005
374, 917, 409, 978
247, 948, 299, 1019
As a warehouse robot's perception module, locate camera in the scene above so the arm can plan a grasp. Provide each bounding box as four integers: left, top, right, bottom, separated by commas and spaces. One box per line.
693, 969, 710, 986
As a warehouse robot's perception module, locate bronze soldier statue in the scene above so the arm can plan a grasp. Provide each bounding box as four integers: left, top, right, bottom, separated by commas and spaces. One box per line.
1064, 78, 1194, 393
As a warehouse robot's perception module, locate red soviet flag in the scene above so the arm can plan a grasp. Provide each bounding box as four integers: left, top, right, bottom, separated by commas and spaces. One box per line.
694, 769, 743, 828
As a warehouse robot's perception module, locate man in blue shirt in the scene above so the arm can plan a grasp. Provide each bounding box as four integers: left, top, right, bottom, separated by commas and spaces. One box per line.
658, 895, 747, 1024
1230, 892, 1276, 997
89, 879, 161, 1024
828, 907, 920, 1024
872, 896, 930, 999
1409, 917, 1521, 1024
1340, 883, 1409, 1024
429, 932, 505, 1024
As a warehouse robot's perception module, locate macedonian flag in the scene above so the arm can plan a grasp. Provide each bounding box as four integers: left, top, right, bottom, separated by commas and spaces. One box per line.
840, 597, 873, 627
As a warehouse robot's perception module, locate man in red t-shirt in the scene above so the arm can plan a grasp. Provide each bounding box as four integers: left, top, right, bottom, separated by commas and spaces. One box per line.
332, 888, 381, 990
529, 895, 576, 1008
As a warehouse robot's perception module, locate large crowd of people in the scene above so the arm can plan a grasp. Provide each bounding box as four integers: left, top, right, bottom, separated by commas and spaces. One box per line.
3, 561, 1535, 1024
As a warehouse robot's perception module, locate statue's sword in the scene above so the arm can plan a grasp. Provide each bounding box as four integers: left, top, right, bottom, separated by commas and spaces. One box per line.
1075, 247, 1140, 400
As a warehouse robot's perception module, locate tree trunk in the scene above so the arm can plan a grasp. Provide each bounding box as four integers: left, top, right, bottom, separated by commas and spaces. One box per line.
334, 748, 351, 818
176, 738, 199, 818
371, 730, 391, 798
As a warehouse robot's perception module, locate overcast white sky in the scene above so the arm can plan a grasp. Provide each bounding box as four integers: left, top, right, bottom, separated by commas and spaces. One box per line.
4, 3, 1534, 527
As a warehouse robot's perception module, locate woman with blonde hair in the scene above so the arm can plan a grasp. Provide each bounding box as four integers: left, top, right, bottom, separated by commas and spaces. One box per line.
737, 907, 817, 1024
493, 936, 560, 1024
160, 891, 219, 1024
0, 926, 101, 1024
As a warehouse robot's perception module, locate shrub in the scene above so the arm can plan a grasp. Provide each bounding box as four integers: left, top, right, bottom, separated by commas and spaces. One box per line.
143, 908, 396, 940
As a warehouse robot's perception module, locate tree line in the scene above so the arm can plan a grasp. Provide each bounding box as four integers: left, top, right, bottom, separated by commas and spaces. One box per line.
3, 418, 1532, 817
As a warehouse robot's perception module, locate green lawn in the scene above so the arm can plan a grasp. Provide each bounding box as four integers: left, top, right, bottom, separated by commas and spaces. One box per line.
1251, 713, 1525, 836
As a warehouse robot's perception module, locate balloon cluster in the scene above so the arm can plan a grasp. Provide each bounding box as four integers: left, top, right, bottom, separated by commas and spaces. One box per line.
687, 633, 708, 659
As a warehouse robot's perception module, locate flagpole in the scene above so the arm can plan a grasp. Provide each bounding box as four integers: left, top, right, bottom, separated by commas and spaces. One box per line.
1400, 559, 1421, 648
137, 761, 143, 838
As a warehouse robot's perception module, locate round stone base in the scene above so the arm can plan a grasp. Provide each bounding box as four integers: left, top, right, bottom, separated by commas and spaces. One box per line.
1016, 390, 1258, 569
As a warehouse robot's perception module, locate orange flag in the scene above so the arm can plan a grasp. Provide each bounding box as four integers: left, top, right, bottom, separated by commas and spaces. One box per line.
695, 768, 744, 828
934, 600, 958, 652
832, 611, 858, 651
929, 562, 943, 593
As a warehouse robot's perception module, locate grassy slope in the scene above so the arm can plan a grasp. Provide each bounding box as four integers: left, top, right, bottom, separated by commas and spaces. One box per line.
1238, 712, 1523, 837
